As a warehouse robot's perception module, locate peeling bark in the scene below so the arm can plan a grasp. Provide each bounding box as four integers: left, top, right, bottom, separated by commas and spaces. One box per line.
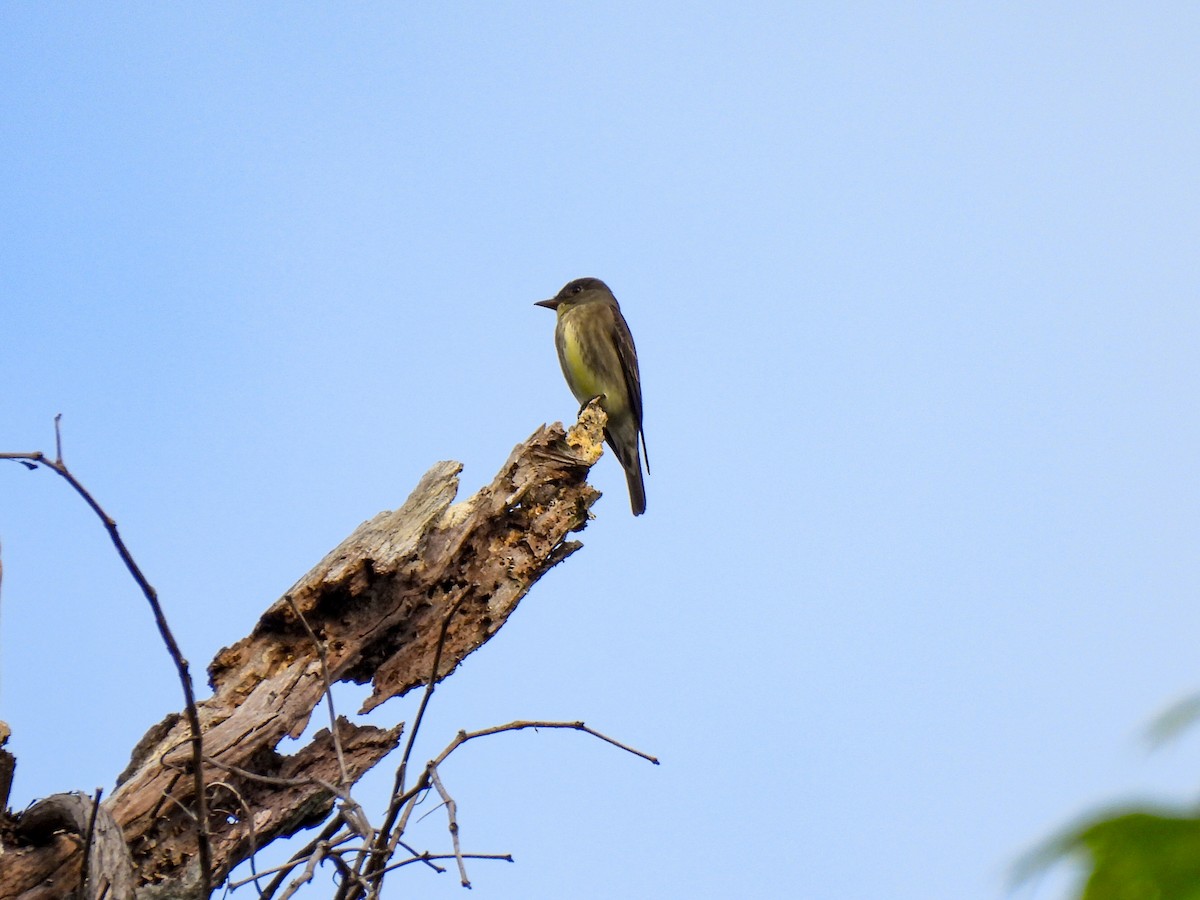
0, 408, 605, 899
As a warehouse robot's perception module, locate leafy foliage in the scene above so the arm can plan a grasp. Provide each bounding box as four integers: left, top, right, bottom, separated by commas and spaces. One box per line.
1023, 808, 1200, 900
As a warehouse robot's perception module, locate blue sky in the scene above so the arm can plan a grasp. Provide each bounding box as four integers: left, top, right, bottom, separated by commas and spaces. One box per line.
3, 4, 1199, 898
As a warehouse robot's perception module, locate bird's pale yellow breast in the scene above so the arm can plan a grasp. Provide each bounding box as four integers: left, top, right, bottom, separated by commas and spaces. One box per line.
560, 317, 605, 400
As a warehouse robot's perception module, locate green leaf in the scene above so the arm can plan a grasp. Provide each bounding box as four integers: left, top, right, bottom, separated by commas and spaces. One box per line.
1019, 809, 1200, 900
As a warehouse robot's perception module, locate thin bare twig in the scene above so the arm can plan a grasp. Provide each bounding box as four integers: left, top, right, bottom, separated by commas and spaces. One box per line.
378, 852, 512, 877
342, 597, 466, 900
226, 826, 355, 891
386, 780, 426, 860
329, 852, 369, 898
1, 420, 214, 895
285, 596, 349, 787
201, 757, 310, 790
394, 838, 445, 874
427, 767, 469, 888
201, 754, 372, 842
434, 720, 660, 768
277, 839, 332, 900
412, 797, 448, 828
398, 597, 468, 796
209, 780, 259, 890
366, 718, 655, 896
78, 787, 104, 895
158, 789, 199, 825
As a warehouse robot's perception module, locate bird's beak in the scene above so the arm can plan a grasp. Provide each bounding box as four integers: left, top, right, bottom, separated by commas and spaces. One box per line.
534, 298, 560, 310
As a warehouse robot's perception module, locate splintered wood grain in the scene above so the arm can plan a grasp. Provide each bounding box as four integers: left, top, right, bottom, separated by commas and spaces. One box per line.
0, 409, 605, 898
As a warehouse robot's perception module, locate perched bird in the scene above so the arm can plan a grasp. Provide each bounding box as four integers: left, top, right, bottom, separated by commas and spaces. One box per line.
536, 277, 648, 516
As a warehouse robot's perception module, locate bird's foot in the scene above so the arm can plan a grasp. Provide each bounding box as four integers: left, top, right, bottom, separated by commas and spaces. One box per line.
578, 394, 606, 416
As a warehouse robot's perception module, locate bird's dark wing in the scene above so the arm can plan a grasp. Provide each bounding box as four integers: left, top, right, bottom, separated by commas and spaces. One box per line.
610, 303, 649, 472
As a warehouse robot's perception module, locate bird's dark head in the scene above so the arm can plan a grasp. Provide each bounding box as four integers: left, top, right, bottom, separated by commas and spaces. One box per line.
535, 277, 615, 311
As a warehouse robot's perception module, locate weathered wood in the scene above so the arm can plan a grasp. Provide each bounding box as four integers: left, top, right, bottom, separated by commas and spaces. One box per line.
0, 408, 605, 899
15, 792, 134, 900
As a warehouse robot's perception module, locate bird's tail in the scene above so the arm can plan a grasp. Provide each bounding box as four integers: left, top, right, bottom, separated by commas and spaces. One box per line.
625, 456, 646, 516
606, 417, 647, 516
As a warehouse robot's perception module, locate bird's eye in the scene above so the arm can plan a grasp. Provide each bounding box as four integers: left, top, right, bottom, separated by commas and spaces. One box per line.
572, 284, 583, 294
